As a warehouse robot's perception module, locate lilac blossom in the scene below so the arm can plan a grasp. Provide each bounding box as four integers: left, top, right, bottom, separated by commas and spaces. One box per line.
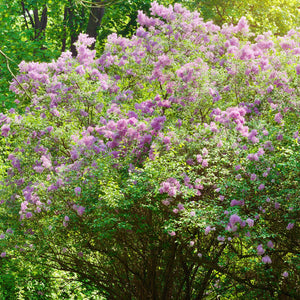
217, 236, 225, 242
229, 214, 241, 227
230, 199, 244, 206
274, 202, 280, 209
257, 244, 265, 255
162, 199, 170, 206
262, 130, 269, 136
257, 148, 265, 156
217, 141, 223, 147
247, 153, 259, 161
74, 187, 81, 196
202, 148, 209, 156
235, 165, 241, 170
77, 206, 85, 216
41, 155, 52, 169
205, 226, 216, 235
26, 212, 33, 218
1, 124, 10, 137
178, 203, 185, 211
196, 154, 202, 163
282, 271, 289, 278
262, 256, 272, 264
151, 116, 166, 131
277, 133, 283, 140
202, 159, 208, 167
246, 218, 254, 227
159, 178, 180, 197
274, 113, 283, 124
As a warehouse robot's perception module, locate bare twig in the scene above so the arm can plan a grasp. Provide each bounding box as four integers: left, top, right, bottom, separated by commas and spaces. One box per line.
0, 49, 33, 101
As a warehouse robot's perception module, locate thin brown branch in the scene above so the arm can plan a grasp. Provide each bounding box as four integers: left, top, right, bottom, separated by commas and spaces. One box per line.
0, 49, 33, 101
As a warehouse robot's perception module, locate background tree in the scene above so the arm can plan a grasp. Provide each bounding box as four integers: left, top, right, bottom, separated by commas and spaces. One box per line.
180, 0, 300, 35
0, 0, 152, 110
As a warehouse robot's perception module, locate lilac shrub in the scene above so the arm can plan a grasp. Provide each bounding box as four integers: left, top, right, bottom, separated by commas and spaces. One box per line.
1, 2, 299, 298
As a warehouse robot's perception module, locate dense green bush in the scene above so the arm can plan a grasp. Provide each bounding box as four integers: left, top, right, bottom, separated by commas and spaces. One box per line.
0, 2, 299, 298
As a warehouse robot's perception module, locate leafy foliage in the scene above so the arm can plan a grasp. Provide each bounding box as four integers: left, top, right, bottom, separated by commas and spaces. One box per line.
0, 1, 299, 298
179, 0, 300, 35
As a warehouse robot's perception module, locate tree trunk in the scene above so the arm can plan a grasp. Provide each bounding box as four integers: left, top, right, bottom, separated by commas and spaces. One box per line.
61, 6, 68, 52
33, 6, 48, 40
21, 2, 47, 41
86, 0, 105, 49
67, 0, 78, 57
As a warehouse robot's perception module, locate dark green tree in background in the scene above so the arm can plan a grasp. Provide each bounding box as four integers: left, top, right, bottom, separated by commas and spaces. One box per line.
0, 0, 153, 110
